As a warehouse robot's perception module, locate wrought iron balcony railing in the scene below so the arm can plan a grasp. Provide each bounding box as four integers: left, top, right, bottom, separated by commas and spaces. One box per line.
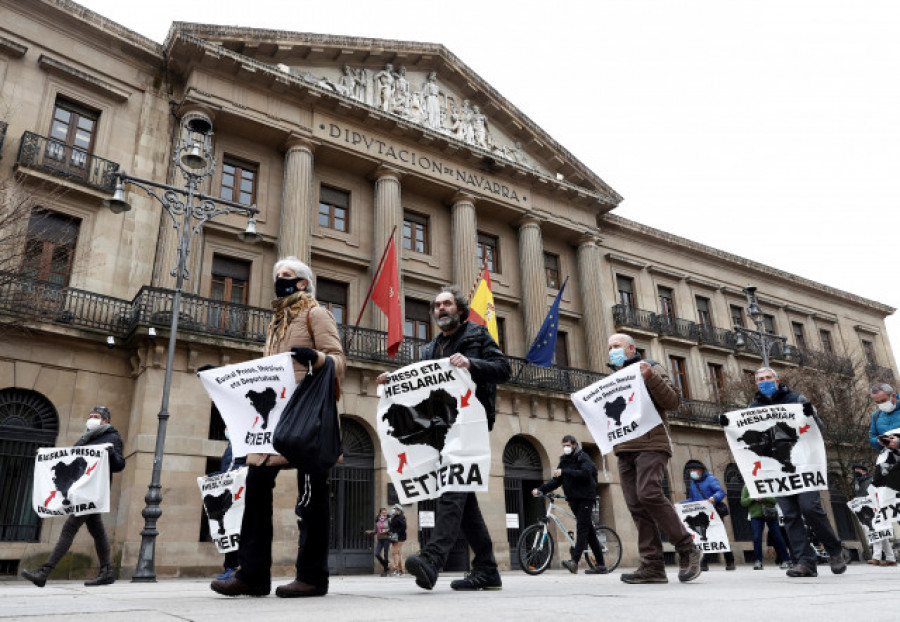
507, 356, 607, 394
657, 314, 699, 341
669, 399, 732, 426
697, 324, 737, 349
612, 304, 658, 333
16, 131, 119, 192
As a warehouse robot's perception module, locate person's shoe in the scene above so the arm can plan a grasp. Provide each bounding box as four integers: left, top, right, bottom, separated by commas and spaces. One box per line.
700, 561, 709, 572
725, 563, 736, 571
753, 561, 763, 570
450, 567, 502, 591
867, 559, 880, 565
585, 565, 609, 575
883, 560, 897, 566
828, 555, 847, 575
84, 564, 115, 586
786, 564, 817, 578
620, 563, 667, 584
561, 559, 578, 574
216, 567, 237, 581
210, 575, 270, 597
405, 553, 438, 591
779, 561, 793, 570
275, 580, 327, 598
379, 570, 388, 577
678, 548, 702, 583
21, 567, 50, 588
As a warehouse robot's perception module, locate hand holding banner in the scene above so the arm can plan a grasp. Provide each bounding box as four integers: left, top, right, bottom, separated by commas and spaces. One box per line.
33, 445, 111, 516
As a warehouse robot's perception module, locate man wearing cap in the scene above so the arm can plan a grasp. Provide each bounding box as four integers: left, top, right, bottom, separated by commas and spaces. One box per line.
21, 406, 126, 587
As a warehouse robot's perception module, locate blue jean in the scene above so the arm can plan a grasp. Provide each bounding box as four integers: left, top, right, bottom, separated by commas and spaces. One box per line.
750, 516, 791, 563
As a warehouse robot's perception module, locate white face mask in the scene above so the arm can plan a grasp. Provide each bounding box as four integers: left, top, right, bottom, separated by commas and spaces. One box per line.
879, 400, 896, 413
224, 429, 231, 441
562, 446, 573, 455
690, 471, 701, 481
85, 418, 102, 431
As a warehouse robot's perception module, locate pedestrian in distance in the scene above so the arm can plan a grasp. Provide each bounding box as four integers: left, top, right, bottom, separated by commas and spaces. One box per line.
682, 460, 735, 571
365, 507, 392, 576
740, 484, 792, 570
389, 504, 407, 575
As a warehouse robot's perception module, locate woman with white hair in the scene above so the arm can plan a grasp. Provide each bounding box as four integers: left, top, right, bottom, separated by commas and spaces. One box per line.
212, 256, 345, 599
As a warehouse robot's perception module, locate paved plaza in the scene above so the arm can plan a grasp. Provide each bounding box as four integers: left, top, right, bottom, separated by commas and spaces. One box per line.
1, 564, 896, 621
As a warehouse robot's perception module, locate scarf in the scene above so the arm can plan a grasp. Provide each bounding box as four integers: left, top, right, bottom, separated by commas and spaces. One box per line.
266, 291, 318, 355
78, 423, 111, 446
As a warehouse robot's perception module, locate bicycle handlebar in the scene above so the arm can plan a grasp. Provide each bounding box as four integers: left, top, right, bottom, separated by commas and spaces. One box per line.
534, 492, 566, 500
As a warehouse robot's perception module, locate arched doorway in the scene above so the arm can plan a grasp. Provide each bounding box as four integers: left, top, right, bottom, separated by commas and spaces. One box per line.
0, 388, 59, 541
503, 436, 544, 568
328, 417, 374, 573
724, 463, 752, 542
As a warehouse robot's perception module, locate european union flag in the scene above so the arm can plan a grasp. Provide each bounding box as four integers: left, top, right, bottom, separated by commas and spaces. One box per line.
525, 277, 568, 367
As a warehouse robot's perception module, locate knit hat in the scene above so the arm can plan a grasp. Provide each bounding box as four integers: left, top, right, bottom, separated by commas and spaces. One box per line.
685, 459, 706, 472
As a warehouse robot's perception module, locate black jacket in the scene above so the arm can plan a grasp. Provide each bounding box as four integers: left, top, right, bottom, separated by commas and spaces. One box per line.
537, 449, 598, 502
749, 383, 825, 431
422, 320, 511, 429
76, 425, 126, 477
389, 513, 407, 542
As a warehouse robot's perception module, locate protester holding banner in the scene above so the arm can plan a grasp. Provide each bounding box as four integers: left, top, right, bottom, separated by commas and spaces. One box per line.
384, 285, 510, 592
852, 464, 873, 499
211, 257, 345, 599
683, 460, 735, 571
533, 435, 608, 575
22, 406, 125, 588
743, 367, 846, 578
740, 485, 791, 570
605, 334, 702, 585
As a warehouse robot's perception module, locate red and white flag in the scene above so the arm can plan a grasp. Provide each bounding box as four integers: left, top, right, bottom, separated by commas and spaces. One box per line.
371, 236, 402, 357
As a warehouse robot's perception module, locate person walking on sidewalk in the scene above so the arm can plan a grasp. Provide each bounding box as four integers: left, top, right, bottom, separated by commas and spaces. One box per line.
389, 504, 407, 575
366, 508, 392, 576
21, 406, 126, 588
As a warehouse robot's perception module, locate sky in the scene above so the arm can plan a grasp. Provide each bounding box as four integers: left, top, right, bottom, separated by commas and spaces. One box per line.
74, 0, 900, 362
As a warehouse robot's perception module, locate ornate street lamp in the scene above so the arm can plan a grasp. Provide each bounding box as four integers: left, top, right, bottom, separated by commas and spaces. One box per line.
732, 286, 795, 368
104, 110, 260, 582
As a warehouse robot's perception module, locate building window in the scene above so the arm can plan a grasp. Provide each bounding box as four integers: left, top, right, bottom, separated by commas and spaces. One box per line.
403, 212, 429, 254
555, 331, 569, 367
317, 278, 348, 326
318, 185, 349, 232
669, 356, 691, 399
696, 296, 712, 326
819, 329, 834, 354
636, 347, 647, 360
220, 158, 258, 206
616, 275, 635, 308
48, 98, 98, 170
404, 298, 431, 341
544, 252, 560, 289
496, 317, 506, 352
792, 322, 807, 350
861, 339, 877, 366
21, 211, 80, 286
658, 286, 676, 318
210, 255, 250, 305
708, 363, 725, 403
730, 305, 744, 329
762, 314, 776, 335
476, 232, 500, 273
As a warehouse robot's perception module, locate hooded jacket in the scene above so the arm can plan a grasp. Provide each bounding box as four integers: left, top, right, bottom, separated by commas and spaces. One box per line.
684, 460, 726, 504
609, 353, 680, 456
537, 448, 598, 502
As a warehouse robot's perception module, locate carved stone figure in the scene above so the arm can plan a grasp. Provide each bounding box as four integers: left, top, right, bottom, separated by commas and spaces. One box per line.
422, 71, 442, 129
472, 104, 489, 148
374, 63, 395, 112
392, 66, 411, 116
456, 99, 474, 143
334, 64, 362, 100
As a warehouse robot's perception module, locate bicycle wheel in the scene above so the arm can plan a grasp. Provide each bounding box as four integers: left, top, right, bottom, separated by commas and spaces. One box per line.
517, 524, 554, 575
594, 526, 622, 572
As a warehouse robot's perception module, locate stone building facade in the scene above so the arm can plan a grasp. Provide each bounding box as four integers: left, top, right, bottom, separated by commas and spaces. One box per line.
0, 1, 896, 578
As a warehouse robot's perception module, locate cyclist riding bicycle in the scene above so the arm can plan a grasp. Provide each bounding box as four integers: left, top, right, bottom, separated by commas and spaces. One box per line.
533, 434, 608, 574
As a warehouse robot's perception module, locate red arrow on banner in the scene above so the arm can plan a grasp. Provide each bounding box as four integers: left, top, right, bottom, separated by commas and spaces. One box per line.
85, 461, 98, 476
234, 486, 244, 501
752, 461, 762, 476
799, 424, 810, 434
252, 416, 259, 428
397, 452, 409, 474
281, 386, 287, 399
44, 490, 57, 506
628, 393, 635, 402
710, 513, 715, 521
460, 389, 472, 408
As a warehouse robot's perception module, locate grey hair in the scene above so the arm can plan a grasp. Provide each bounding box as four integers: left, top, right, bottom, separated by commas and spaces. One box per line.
870, 383, 895, 395
609, 333, 635, 347
273, 256, 315, 297
756, 366, 778, 379
433, 285, 469, 320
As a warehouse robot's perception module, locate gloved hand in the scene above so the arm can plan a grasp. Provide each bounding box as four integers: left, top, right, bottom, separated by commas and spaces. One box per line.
291, 347, 318, 366
197, 364, 218, 373
802, 402, 815, 418
718, 414, 729, 427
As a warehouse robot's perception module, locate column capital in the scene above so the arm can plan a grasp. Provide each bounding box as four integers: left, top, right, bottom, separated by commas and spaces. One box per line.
450, 191, 478, 206
577, 230, 602, 249
283, 135, 317, 153
516, 214, 541, 230
372, 164, 404, 183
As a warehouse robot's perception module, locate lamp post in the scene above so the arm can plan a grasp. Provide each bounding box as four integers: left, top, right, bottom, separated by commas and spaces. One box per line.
732, 286, 795, 368
104, 111, 260, 582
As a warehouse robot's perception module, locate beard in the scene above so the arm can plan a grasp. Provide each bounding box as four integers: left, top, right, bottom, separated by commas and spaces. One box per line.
435, 313, 460, 332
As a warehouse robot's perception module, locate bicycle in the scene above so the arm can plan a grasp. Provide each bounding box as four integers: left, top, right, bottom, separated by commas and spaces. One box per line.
517, 492, 622, 575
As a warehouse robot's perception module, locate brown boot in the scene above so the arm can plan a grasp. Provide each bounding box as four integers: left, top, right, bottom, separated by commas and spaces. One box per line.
84, 564, 115, 586
275, 580, 327, 598
620, 562, 667, 584
678, 548, 702, 583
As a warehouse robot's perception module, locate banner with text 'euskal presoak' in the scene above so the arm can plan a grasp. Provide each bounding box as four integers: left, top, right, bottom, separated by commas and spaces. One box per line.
676, 500, 731, 553
722, 404, 827, 497
198, 353, 297, 458
197, 466, 248, 553
32, 444, 111, 517
376, 358, 490, 504
570, 366, 662, 455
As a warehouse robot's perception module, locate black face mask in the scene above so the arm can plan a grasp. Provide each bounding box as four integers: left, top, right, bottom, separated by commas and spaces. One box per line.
275, 277, 302, 298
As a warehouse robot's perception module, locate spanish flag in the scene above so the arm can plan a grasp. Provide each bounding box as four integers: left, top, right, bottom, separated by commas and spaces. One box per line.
468, 265, 499, 344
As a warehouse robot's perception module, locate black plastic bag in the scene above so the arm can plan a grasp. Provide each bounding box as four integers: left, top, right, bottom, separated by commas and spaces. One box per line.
273, 357, 340, 474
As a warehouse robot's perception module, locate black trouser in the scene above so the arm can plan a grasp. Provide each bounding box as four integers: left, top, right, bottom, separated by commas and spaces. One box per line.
236, 465, 330, 588
777, 491, 842, 569
423, 491, 497, 571
223, 551, 239, 571
570, 498, 605, 566
375, 539, 391, 571
44, 513, 110, 570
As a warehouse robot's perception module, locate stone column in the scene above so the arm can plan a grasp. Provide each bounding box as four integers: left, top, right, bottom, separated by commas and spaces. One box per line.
576, 233, 607, 372
279, 137, 316, 263
372, 166, 403, 331
451, 192, 478, 290
517, 215, 545, 344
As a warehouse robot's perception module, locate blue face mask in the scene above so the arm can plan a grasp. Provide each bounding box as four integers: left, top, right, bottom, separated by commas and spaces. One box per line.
758, 380, 778, 397
609, 348, 627, 367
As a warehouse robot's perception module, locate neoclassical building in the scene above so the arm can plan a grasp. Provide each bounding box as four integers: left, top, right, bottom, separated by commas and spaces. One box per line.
0, 0, 896, 578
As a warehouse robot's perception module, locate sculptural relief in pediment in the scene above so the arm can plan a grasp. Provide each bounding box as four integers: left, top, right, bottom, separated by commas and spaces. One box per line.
276, 62, 536, 171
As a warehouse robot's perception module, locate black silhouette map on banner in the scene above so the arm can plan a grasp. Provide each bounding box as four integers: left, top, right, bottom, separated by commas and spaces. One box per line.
675, 500, 731, 552
847, 495, 894, 544
32, 445, 111, 516
197, 467, 248, 553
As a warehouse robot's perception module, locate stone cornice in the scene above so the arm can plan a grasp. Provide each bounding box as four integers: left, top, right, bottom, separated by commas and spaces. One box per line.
605, 252, 646, 271
854, 324, 880, 335
38, 54, 130, 102
37, 0, 162, 57
647, 265, 685, 281
0, 36, 27, 58
602, 214, 896, 315
684, 276, 719, 291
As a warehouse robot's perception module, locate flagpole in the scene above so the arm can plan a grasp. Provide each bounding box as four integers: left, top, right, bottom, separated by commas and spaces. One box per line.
347, 225, 397, 351
468, 254, 490, 301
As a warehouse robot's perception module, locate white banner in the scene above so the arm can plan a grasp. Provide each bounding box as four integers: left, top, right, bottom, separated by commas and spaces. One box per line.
32, 445, 111, 516
570, 366, 663, 455
848, 495, 894, 544
871, 429, 900, 523
722, 404, 828, 497
676, 500, 731, 553
198, 353, 297, 457
197, 467, 248, 553
376, 358, 490, 504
